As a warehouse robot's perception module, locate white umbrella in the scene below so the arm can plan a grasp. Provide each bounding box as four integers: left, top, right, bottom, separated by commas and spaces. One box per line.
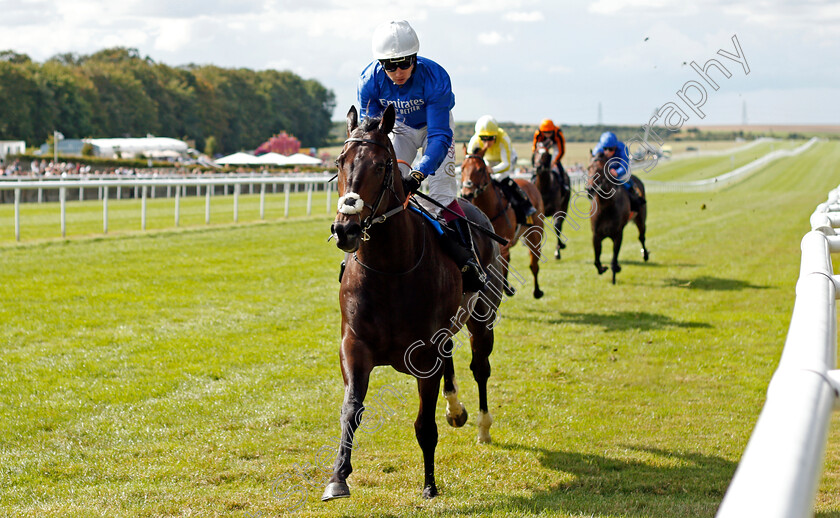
254, 152, 292, 166
285, 153, 323, 166
215, 152, 262, 165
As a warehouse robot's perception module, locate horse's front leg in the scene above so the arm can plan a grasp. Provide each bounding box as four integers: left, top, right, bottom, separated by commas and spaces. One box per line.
416, 374, 442, 498
499, 246, 516, 296
554, 218, 565, 259
322, 345, 372, 501
593, 233, 607, 275
611, 232, 623, 284
524, 225, 544, 299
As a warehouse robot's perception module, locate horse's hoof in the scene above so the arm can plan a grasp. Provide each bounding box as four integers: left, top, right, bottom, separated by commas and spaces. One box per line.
612, 273, 617, 285
533, 289, 544, 299
613, 265, 621, 273
446, 403, 468, 428
597, 266, 607, 275
322, 482, 351, 501
554, 250, 561, 260
558, 242, 566, 249
503, 283, 516, 297
643, 249, 649, 262
422, 484, 438, 499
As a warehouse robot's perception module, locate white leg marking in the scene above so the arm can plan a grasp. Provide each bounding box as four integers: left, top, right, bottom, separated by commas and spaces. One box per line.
477, 410, 493, 444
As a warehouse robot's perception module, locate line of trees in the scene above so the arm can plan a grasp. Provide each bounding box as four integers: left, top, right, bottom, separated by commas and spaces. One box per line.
0, 48, 336, 154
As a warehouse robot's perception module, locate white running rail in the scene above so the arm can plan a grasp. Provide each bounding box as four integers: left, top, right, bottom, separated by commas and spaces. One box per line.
646, 138, 820, 193
716, 184, 840, 518
0, 174, 336, 241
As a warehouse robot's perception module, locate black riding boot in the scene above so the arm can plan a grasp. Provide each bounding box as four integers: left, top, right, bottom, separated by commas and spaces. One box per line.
499, 177, 537, 225
627, 184, 645, 212
439, 219, 486, 292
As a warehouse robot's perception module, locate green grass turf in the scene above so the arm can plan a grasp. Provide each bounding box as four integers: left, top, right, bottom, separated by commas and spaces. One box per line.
643, 140, 802, 182
1, 142, 840, 517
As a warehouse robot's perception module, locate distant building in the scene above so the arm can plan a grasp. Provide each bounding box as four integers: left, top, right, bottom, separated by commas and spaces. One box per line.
37, 136, 189, 159
1, 140, 26, 158
85, 137, 189, 159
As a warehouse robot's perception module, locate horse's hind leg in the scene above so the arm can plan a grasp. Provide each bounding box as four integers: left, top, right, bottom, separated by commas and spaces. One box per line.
322, 355, 372, 501
467, 299, 497, 444
416, 375, 442, 498
442, 347, 468, 428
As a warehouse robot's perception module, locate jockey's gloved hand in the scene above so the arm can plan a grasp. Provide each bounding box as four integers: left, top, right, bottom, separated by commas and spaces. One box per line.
403, 170, 425, 194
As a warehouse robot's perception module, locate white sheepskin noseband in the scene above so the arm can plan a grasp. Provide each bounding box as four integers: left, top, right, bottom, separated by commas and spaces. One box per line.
337, 192, 365, 215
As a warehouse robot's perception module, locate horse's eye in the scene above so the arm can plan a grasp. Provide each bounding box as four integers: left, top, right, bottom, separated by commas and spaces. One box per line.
376, 164, 386, 174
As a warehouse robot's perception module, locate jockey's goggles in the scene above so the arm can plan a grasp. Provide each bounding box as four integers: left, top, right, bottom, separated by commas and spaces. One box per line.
479, 135, 496, 141
379, 55, 415, 72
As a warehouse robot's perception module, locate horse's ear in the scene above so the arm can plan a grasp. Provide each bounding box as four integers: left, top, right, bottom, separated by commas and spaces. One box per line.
462, 143, 467, 155
379, 104, 395, 135
346, 106, 358, 137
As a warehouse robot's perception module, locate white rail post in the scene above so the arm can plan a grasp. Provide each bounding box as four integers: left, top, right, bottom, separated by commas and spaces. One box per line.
103, 186, 108, 234
284, 182, 290, 217
175, 184, 181, 227
306, 182, 313, 216
141, 185, 147, 231
60, 187, 66, 238
260, 183, 266, 220
233, 183, 240, 223
205, 184, 211, 224
14, 188, 21, 242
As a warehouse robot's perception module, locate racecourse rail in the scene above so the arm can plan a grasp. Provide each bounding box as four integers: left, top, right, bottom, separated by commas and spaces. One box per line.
0, 138, 818, 241
0, 174, 337, 240
716, 182, 840, 517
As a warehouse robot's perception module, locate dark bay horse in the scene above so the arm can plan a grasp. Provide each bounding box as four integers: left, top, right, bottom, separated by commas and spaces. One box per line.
587, 153, 649, 284
460, 146, 545, 299
325, 104, 504, 501
532, 139, 571, 259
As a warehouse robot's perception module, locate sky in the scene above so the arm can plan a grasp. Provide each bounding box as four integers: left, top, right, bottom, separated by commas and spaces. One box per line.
1, 0, 838, 127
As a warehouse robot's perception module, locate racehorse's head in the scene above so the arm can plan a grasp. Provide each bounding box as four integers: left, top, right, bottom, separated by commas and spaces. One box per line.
586, 152, 615, 198
460, 145, 491, 201
331, 104, 403, 253
533, 140, 552, 174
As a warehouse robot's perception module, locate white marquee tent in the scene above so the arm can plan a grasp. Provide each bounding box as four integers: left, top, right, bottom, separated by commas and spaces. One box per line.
215, 152, 262, 165
215, 151, 323, 167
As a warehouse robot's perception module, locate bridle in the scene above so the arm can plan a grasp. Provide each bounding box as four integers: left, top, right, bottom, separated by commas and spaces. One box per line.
586, 155, 607, 194
336, 136, 426, 275
461, 154, 511, 224
534, 142, 553, 176
461, 154, 492, 200
337, 136, 408, 241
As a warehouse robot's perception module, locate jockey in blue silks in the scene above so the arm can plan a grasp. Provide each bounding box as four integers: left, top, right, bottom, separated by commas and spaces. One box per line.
355, 20, 485, 292
591, 131, 645, 210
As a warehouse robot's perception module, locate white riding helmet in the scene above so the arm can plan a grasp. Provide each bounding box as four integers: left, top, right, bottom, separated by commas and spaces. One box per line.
372, 20, 420, 60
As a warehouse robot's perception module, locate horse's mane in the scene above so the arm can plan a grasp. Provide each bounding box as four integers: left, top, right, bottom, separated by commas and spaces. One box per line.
356, 112, 407, 137
359, 116, 382, 133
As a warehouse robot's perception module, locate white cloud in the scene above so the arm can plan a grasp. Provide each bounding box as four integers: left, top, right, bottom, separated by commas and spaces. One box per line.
154, 19, 193, 53
504, 11, 544, 22
454, 0, 521, 15
477, 32, 512, 45
589, 0, 683, 15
